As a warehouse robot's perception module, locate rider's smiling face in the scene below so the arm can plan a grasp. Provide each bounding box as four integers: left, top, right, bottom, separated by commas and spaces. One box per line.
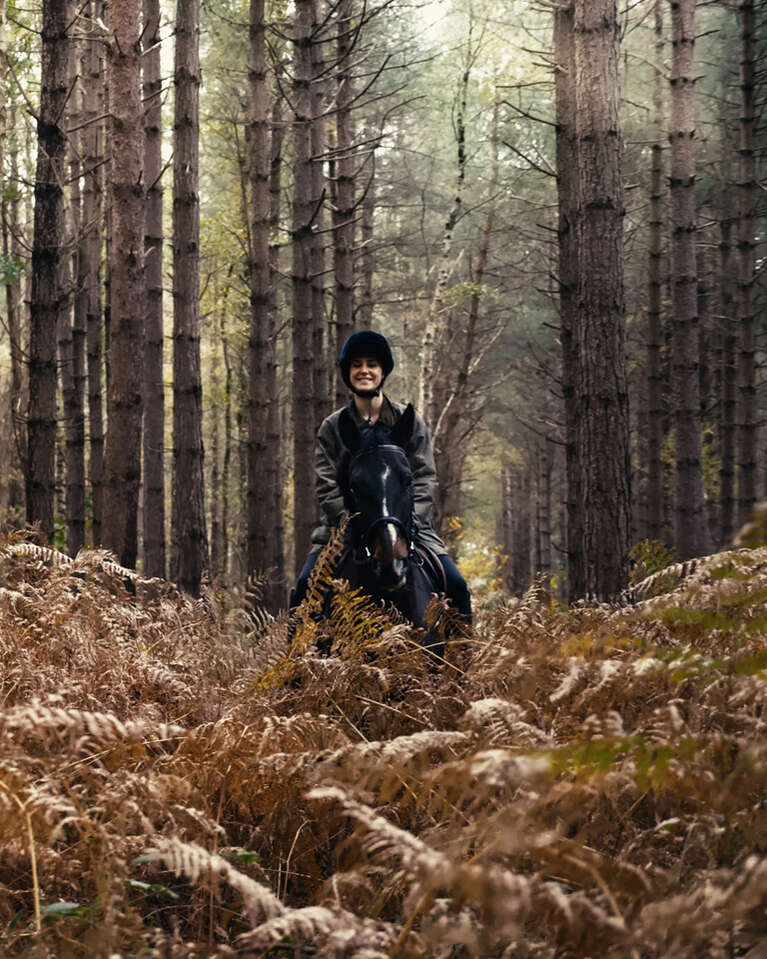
350, 356, 383, 392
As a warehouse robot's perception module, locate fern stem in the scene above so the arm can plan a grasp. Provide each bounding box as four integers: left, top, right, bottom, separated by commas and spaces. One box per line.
388, 890, 431, 958
0, 779, 41, 936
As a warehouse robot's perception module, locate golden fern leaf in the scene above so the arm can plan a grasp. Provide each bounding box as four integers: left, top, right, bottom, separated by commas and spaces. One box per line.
145, 837, 284, 923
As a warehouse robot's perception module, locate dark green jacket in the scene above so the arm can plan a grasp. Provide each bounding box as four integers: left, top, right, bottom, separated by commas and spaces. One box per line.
310, 397, 446, 554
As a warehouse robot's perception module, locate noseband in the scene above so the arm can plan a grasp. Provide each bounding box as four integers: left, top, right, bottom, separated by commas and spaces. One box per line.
347, 444, 415, 562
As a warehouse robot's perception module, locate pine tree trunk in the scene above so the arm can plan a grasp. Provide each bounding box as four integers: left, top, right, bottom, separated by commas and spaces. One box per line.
572, 0, 631, 599
434, 95, 500, 536
142, 0, 166, 577
511, 465, 532, 596
419, 57, 469, 432
247, 0, 283, 606
669, 0, 710, 559
554, 3, 582, 600
357, 171, 374, 330
535, 438, 552, 576
500, 464, 514, 594
646, 0, 665, 544
737, 0, 757, 525
27, 0, 72, 543
66, 32, 86, 555
311, 0, 329, 430
220, 299, 233, 584
171, 0, 208, 594
83, 0, 105, 546
102, 0, 145, 567
333, 0, 355, 410
292, 0, 318, 576
719, 213, 737, 546
267, 83, 285, 605
4, 101, 25, 512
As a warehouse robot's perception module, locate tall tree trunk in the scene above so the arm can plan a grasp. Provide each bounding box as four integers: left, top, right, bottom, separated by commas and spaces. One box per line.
5, 102, 25, 511
27, 0, 72, 542
669, 0, 710, 559
333, 0, 355, 410
572, 0, 631, 599
433, 94, 500, 535
102, 0, 145, 567
419, 50, 469, 431
83, 0, 105, 546
311, 0, 329, 430
535, 437, 552, 577
554, 3, 582, 600
171, 0, 208, 594
66, 29, 86, 555
357, 166, 374, 330
510, 464, 532, 596
737, 0, 757, 525
142, 0, 166, 577
247, 0, 283, 607
267, 80, 285, 606
719, 212, 737, 546
646, 0, 665, 544
292, 0, 318, 576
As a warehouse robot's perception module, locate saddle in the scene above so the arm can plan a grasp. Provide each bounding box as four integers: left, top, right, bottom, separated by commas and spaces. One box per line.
414, 543, 447, 596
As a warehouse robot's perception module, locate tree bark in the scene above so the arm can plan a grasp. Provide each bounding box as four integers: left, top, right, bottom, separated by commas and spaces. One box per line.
267, 77, 285, 605
572, 0, 631, 599
737, 0, 757, 525
669, 0, 710, 559
142, 0, 166, 577
646, 0, 665, 544
357, 167, 374, 330
66, 27, 86, 555
554, 3, 582, 600
535, 438, 552, 577
171, 0, 209, 594
292, 0, 318, 576
27, 0, 72, 543
4, 102, 25, 512
83, 0, 105, 547
333, 0, 355, 410
248, 0, 283, 609
311, 0, 329, 431
719, 212, 737, 546
102, 0, 145, 567
419, 52, 469, 432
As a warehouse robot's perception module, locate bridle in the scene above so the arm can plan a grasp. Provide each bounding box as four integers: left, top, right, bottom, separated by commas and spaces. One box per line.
346, 444, 417, 566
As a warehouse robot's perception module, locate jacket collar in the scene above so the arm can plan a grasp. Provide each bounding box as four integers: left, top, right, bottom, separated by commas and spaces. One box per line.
348, 394, 397, 428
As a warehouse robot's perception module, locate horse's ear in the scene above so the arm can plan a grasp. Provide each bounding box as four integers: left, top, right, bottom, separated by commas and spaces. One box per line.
390, 403, 415, 449
339, 407, 361, 452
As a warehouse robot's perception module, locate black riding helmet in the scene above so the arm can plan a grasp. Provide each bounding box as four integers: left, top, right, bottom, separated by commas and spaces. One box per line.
338, 330, 394, 398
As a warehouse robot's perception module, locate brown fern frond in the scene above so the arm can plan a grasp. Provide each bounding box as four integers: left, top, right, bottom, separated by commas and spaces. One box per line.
145, 837, 284, 922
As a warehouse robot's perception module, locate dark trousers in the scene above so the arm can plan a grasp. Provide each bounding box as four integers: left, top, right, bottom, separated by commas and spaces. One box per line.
291, 547, 471, 622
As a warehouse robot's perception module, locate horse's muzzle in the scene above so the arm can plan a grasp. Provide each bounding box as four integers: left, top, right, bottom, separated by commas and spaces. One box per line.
371, 555, 408, 591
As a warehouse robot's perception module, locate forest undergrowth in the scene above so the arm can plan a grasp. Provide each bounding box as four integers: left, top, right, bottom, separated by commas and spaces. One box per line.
2, 530, 767, 957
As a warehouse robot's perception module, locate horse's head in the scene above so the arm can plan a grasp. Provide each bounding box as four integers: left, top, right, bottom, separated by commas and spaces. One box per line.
337, 404, 416, 591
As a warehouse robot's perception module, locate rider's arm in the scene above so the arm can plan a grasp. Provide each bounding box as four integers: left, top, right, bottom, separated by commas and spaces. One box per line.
407, 410, 438, 531
315, 417, 346, 530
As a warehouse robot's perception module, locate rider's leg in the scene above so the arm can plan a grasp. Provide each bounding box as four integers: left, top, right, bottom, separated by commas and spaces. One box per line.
290, 548, 321, 609
439, 554, 472, 624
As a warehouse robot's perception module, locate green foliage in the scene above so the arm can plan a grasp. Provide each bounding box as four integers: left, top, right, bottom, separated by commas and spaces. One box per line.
0, 253, 25, 286
629, 539, 676, 584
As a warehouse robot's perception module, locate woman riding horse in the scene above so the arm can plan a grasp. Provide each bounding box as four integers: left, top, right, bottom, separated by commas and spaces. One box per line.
291, 330, 471, 622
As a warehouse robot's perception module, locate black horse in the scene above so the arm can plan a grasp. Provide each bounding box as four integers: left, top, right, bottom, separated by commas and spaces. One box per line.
331, 403, 448, 651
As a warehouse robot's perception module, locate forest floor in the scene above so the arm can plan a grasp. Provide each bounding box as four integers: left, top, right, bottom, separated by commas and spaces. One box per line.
1, 533, 767, 958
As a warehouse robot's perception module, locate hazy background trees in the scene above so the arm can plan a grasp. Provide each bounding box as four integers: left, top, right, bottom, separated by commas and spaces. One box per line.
0, 0, 764, 605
